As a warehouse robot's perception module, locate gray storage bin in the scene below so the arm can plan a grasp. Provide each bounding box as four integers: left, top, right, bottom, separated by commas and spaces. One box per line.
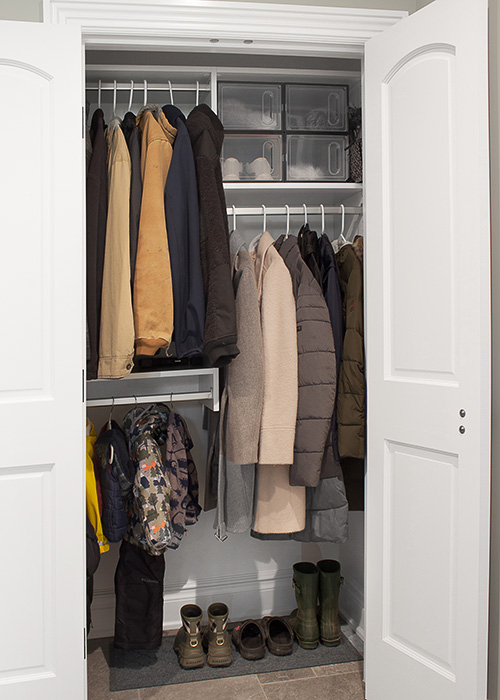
286, 135, 348, 181
219, 83, 282, 131
286, 84, 348, 132
221, 135, 282, 181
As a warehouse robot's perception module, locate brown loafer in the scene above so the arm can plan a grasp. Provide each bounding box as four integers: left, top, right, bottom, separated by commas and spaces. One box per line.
262, 616, 294, 656
231, 619, 266, 660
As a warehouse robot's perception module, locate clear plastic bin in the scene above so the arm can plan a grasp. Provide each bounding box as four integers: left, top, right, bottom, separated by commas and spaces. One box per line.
219, 83, 282, 131
286, 84, 348, 132
286, 135, 348, 181
221, 135, 282, 181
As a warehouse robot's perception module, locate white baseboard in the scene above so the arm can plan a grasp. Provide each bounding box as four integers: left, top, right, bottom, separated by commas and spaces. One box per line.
339, 576, 365, 641
89, 568, 366, 642
89, 569, 296, 640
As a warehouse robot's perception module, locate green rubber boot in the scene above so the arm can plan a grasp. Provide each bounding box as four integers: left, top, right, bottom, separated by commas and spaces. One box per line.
203, 602, 233, 667
317, 559, 342, 646
173, 604, 205, 669
289, 562, 320, 649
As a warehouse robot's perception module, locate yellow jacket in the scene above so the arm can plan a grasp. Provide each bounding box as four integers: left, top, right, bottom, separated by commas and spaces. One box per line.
86, 420, 109, 553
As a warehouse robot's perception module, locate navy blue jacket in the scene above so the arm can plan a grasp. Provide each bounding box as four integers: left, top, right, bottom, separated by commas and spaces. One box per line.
94, 421, 135, 543
162, 105, 205, 358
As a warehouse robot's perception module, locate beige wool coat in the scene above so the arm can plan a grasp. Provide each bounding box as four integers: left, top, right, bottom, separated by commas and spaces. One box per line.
134, 107, 177, 355
251, 231, 305, 535
98, 118, 135, 379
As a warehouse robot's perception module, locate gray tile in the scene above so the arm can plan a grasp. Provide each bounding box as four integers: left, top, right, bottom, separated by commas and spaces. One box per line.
261, 671, 365, 700
313, 661, 363, 677
138, 674, 267, 700
87, 642, 140, 700
257, 667, 315, 684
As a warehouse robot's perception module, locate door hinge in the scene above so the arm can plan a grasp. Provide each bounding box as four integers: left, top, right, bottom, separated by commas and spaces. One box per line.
82, 369, 85, 403
84, 628, 87, 659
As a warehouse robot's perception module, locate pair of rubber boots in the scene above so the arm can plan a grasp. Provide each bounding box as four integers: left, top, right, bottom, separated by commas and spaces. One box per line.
289, 560, 342, 649
174, 602, 232, 669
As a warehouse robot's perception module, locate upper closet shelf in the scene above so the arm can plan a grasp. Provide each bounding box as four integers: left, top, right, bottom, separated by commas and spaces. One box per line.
86, 368, 219, 412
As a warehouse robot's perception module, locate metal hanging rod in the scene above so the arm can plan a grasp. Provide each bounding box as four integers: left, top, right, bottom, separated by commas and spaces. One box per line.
86, 82, 210, 92
86, 391, 212, 408
226, 205, 362, 216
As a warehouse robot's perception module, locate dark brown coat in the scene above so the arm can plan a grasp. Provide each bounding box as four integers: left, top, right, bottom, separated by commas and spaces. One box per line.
336, 244, 366, 459
275, 235, 336, 488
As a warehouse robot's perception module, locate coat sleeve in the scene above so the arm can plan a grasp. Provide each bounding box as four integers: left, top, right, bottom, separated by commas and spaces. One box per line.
258, 253, 298, 465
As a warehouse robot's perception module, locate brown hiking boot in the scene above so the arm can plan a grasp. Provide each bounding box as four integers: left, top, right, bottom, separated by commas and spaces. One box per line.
203, 602, 233, 667
173, 604, 205, 669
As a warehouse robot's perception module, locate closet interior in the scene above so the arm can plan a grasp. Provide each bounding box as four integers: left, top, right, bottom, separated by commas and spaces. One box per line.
85, 46, 366, 652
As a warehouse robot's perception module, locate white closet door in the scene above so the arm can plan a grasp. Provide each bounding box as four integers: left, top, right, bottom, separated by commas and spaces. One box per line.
0, 21, 85, 700
364, 0, 490, 699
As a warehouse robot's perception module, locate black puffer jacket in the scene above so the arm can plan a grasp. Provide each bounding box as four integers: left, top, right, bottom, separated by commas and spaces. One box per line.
186, 105, 239, 366
275, 234, 336, 487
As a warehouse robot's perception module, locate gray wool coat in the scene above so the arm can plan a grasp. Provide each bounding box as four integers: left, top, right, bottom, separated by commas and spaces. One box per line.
216, 230, 264, 538
274, 234, 337, 488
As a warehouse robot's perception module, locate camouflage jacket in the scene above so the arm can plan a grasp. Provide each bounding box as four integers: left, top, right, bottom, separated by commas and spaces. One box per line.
122, 404, 173, 555
164, 411, 201, 549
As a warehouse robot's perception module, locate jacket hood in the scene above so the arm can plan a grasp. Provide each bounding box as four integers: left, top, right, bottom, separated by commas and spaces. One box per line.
162, 104, 186, 125
186, 103, 225, 155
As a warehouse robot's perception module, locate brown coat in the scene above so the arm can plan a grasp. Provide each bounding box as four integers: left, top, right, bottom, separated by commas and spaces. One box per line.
133, 107, 176, 355
336, 244, 366, 459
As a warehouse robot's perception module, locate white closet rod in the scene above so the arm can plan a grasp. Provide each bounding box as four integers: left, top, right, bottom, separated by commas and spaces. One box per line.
226, 205, 362, 216
86, 391, 212, 408
85, 82, 210, 93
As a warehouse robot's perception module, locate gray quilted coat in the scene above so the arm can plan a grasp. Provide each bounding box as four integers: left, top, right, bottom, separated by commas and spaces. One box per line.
274, 234, 336, 487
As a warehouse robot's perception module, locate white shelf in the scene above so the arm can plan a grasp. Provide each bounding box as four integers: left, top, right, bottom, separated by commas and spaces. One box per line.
86, 368, 220, 412
224, 182, 362, 191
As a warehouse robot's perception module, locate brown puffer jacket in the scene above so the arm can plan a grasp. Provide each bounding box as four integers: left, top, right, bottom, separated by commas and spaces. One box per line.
336, 244, 366, 459
275, 234, 336, 488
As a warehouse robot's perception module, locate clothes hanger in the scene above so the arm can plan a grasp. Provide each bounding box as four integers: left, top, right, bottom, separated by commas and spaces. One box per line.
168, 80, 174, 105
262, 204, 267, 234
320, 204, 326, 236
303, 203, 308, 226
107, 396, 115, 430
285, 204, 290, 239
112, 79, 117, 117
336, 204, 349, 249
232, 204, 237, 232
128, 80, 134, 113
143, 79, 148, 106
97, 79, 102, 110
196, 80, 200, 107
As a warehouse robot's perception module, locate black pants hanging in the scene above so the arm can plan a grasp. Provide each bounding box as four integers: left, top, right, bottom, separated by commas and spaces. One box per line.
114, 539, 165, 650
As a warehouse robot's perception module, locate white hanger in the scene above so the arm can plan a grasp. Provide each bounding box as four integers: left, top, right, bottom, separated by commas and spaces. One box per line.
232, 204, 237, 231
112, 79, 117, 116
143, 79, 148, 106
303, 203, 308, 226
337, 203, 349, 247
168, 80, 174, 105
128, 80, 134, 112
262, 205, 267, 233
285, 204, 290, 239
97, 79, 102, 110
196, 81, 200, 107
320, 204, 326, 235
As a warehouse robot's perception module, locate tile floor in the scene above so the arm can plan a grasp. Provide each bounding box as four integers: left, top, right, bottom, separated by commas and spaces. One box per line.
87, 626, 365, 700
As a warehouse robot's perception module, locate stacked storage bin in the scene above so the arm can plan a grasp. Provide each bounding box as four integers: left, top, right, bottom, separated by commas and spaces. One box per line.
219, 82, 349, 182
